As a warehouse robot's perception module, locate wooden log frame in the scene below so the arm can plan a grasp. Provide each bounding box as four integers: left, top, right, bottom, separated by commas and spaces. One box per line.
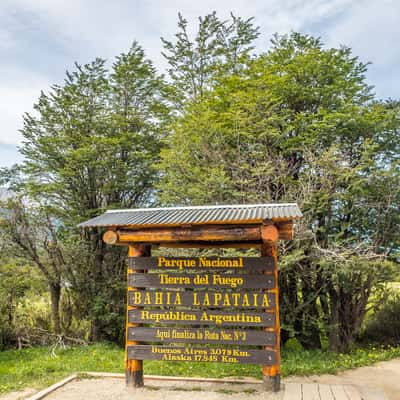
103, 221, 293, 247
110, 221, 289, 391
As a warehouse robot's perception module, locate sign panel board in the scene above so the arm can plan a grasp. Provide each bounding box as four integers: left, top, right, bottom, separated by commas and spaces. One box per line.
128, 273, 275, 289
127, 345, 277, 365
128, 327, 276, 345
128, 290, 275, 308
128, 309, 275, 327
129, 256, 274, 271
126, 256, 278, 367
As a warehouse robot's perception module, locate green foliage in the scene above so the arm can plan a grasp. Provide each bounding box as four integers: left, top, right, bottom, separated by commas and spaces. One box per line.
158, 31, 400, 351
0, 259, 46, 350
20, 43, 167, 224
0, 343, 122, 394
13, 42, 169, 342
162, 12, 259, 107
281, 342, 400, 376
361, 293, 400, 346
1, 13, 399, 354
159, 32, 399, 205
0, 197, 67, 334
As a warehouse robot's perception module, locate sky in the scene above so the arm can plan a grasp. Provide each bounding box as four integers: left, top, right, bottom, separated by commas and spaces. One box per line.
1, 0, 399, 168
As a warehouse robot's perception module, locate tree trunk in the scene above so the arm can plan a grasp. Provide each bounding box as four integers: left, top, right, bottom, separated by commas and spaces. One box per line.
297, 264, 321, 350
49, 282, 61, 334
89, 229, 106, 342
279, 266, 300, 346
299, 294, 322, 349
328, 283, 340, 352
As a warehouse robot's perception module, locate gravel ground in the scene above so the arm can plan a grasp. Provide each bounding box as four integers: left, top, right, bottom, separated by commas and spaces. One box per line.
0, 389, 36, 400
41, 378, 282, 400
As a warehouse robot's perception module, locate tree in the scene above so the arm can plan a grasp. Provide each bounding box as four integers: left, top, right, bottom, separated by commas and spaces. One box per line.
0, 198, 64, 334
18, 43, 168, 341
158, 32, 400, 351
162, 12, 259, 108
0, 258, 36, 349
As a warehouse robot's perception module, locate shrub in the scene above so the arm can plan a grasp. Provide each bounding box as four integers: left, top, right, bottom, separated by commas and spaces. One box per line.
361, 293, 400, 346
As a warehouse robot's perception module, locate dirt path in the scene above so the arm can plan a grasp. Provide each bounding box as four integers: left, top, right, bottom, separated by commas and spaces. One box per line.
0, 389, 36, 400
42, 378, 282, 400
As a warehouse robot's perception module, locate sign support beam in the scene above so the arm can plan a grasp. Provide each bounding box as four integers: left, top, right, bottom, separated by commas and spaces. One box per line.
261, 224, 280, 392
126, 244, 150, 388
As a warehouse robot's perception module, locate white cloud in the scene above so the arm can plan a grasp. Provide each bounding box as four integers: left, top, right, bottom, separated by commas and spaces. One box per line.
1, 0, 353, 60
0, 144, 24, 167
0, 0, 398, 155
0, 68, 49, 145
324, 0, 400, 98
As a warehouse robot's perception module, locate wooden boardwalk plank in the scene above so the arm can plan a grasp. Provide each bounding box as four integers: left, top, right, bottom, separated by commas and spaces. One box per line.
330, 385, 349, 400
318, 384, 335, 400
283, 383, 302, 400
358, 386, 389, 400
302, 383, 320, 400
343, 385, 363, 400
283, 382, 387, 400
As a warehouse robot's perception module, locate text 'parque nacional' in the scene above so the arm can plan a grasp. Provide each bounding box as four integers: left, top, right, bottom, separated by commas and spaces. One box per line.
128, 256, 275, 272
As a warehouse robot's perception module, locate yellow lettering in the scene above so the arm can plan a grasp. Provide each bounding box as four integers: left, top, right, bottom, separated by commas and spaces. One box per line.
158, 257, 166, 267
223, 294, 231, 306
174, 293, 181, 305
144, 292, 151, 305
213, 293, 222, 306
232, 293, 240, 306
133, 291, 141, 305
155, 292, 163, 305
253, 293, 258, 307
262, 294, 270, 307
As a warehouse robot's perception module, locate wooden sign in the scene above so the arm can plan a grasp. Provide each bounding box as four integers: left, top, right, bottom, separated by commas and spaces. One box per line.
128, 327, 276, 346
92, 205, 297, 391
127, 345, 277, 365
128, 290, 275, 308
128, 273, 274, 289
126, 256, 279, 373
129, 256, 274, 272
128, 309, 275, 327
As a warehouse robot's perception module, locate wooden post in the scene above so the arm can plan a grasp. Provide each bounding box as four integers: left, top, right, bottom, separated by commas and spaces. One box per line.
126, 243, 150, 387
261, 224, 280, 392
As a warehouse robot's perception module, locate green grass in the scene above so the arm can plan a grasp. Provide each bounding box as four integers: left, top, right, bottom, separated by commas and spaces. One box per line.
0, 343, 123, 394
1, 342, 400, 394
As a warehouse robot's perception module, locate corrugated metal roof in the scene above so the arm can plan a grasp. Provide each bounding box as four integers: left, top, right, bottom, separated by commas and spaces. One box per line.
78, 203, 302, 229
